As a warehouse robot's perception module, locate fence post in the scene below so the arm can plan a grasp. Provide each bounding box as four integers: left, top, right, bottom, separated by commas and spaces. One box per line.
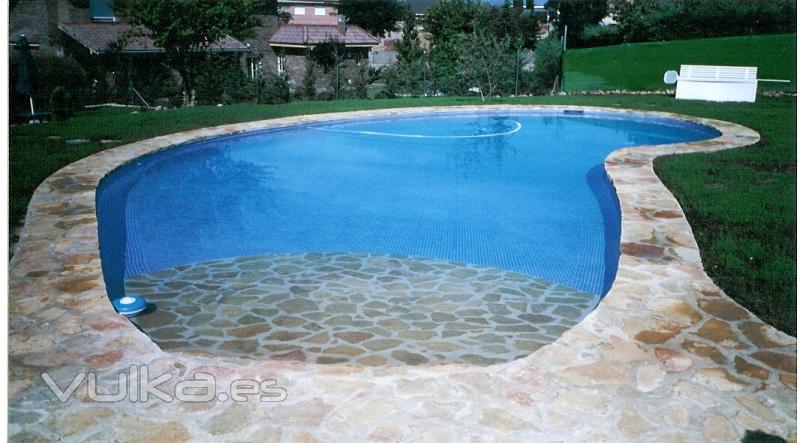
515, 46, 520, 96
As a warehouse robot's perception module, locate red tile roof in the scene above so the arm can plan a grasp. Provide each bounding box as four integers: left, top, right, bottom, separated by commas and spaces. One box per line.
59, 23, 249, 54
269, 24, 378, 47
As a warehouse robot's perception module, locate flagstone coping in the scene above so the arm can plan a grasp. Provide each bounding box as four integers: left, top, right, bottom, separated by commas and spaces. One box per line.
9, 105, 796, 442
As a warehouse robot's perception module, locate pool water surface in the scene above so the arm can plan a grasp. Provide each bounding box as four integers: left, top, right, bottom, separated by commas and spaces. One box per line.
97, 110, 720, 364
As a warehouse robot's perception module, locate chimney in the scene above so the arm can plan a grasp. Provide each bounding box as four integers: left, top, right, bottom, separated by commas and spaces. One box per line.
337, 15, 347, 35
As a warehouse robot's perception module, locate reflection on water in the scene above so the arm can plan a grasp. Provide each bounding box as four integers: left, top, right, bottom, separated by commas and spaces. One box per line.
124, 148, 275, 277
138, 149, 274, 233
448, 116, 518, 176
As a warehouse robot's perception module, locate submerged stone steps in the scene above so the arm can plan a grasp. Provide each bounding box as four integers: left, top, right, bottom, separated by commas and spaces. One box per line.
126, 253, 599, 366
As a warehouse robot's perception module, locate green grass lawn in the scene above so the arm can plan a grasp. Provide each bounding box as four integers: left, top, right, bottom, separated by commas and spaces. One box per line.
564, 33, 797, 92
9, 95, 796, 335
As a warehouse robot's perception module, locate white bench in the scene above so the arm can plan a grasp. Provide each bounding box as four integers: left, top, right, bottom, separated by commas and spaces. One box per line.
675, 65, 758, 103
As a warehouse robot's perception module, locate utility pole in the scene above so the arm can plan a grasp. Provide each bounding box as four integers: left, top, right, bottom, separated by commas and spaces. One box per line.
560, 25, 567, 92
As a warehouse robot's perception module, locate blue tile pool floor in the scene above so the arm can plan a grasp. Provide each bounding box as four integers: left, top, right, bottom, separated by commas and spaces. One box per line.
99, 111, 719, 301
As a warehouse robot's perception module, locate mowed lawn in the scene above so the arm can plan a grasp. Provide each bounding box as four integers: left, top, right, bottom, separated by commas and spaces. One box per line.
564, 33, 797, 92
9, 95, 796, 334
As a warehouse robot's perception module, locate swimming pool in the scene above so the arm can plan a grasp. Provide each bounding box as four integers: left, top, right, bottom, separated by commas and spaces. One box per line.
98, 110, 718, 297
96, 109, 719, 363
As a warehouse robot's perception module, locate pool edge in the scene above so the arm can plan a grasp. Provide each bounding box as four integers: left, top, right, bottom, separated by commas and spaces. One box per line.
9, 105, 797, 441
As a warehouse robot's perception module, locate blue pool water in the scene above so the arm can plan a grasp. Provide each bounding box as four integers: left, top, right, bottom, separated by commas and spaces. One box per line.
97, 110, 719, 300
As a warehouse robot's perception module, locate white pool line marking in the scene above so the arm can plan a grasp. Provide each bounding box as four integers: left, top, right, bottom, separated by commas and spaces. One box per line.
309, 120, 523, 139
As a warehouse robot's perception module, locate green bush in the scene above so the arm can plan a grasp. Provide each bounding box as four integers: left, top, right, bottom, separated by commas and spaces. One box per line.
611, 0, 797, 44
382, 59, 429, 96
50, 86, 72, 120
300, 60, 318, 100
353, 64, 369, 99
33, 56, 87, 95
9, 54, 90, 116
577, 25, 623, 48
195, 54, 254, 105
258, 74, 291, 104
71, 49, 183, 107
315, 91, 335, 101
124, 61, 184, 107
374, 89, 396, 99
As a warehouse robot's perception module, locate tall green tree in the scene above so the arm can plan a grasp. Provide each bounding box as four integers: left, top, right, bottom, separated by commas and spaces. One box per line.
548, 0, 608, 44
530, 34, 562, 94
384, 12, 429, 95
425, 0, 489, 94
424, 0, 486, 46
114, 0, 262, 106
336, 0, 409, 37
458, 31, 514, 100
254, 0, 282, 15
423, 0, 539, 95
308, 38, 347, 99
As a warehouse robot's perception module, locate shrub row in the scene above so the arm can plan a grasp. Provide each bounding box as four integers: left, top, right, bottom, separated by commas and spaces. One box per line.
573, 0, 797, 48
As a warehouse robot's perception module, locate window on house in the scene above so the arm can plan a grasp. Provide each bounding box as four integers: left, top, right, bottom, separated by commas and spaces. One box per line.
247, 57, 263, 80
294, 7, 305, 15
314, 7, 326, 16
277, 54, 286, 74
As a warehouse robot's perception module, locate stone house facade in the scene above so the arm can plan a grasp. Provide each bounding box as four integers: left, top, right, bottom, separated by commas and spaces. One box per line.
248, 0, 379, 94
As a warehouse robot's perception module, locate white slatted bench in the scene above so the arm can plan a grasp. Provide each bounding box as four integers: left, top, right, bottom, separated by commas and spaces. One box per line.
675, 65, 759, 102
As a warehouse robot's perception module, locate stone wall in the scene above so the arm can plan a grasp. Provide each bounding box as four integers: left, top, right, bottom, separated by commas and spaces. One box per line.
276, 49, 370, 95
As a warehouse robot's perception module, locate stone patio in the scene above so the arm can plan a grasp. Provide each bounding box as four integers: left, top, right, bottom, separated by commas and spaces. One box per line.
126, 253, 598, 365
8, 106, 797, 442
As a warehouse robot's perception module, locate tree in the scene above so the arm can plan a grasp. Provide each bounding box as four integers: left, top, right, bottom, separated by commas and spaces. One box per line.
549, 0, 608, 45
383, 13, 430, 96
531, 34, 562, 94
396, 13, 425, 63
609, 0, 796, 44
114, 0, 262, 106
478, 3, 538, 50
308, 38, 347, 99
254, 0, 283, 16
424, 0, 487, 46
458, 31, 514, 101
336, 0, 409, 38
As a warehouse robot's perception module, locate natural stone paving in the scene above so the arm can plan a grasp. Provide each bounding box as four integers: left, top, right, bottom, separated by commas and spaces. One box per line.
8, 106, 797, 442
126, 253, 598, 365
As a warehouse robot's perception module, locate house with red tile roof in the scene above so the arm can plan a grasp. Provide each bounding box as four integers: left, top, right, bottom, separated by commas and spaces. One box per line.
246, 0, 378, 94
11, 0, 250, 57
10, 0, 382, 103
11, 0, 252, 106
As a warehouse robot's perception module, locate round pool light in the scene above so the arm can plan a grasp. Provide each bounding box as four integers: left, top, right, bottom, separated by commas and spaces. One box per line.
113, 295, 147, 316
